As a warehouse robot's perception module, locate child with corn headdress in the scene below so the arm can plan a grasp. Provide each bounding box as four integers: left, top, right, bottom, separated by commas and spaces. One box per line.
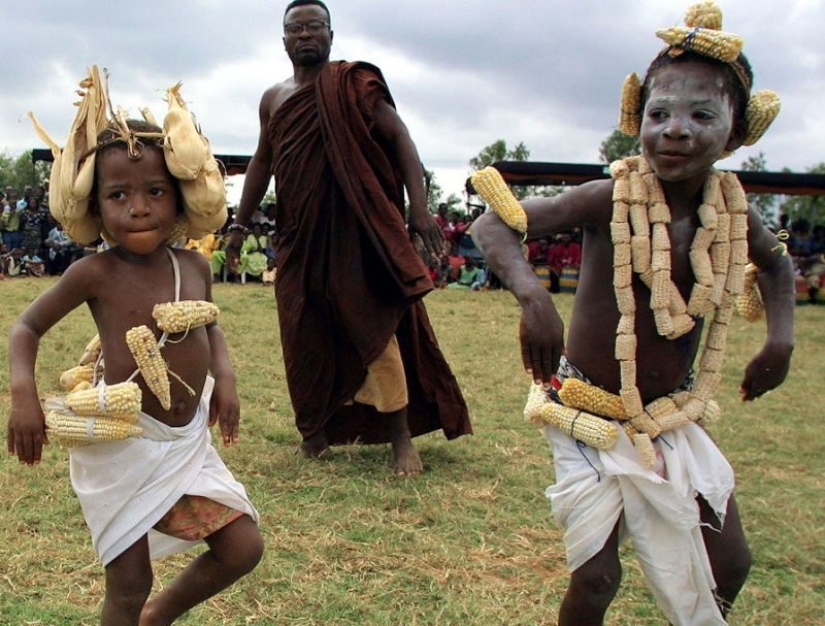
7, 66, 263, 625
471, 3, 794, 624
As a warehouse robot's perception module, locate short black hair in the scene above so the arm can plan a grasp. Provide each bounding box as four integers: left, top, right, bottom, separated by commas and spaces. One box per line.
284, 0, 330, 24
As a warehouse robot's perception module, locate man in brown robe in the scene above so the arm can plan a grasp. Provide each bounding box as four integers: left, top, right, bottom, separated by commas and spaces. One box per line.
227, 0, 471, 475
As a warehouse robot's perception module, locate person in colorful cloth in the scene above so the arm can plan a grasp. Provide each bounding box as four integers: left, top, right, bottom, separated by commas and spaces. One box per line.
471, 3, 794, 625
8, 67, 262, 626
226, 0, 471, 475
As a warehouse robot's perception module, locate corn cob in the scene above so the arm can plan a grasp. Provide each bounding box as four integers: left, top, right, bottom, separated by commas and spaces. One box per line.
77, 333, 102, 366
558, 378, 628, 420
533, 403, 619, 450
656, 26, 743, 63
633, 433, 657, 468
59, 365, 96, 392
65, 381, 142, 422
45, 411, 143, 447
684, 1, 723, 30
153, 300, 220, 333
471, 167, 527, 234
618, 72, 642, 136
163, 82, 209, 180
744, 90, 781, 147
178, 157, 229, 240
736, 263, 764, 321
126, 325, 171, 410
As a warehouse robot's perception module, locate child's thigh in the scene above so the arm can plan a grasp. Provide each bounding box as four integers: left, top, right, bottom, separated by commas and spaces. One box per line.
105, 535, 153, 593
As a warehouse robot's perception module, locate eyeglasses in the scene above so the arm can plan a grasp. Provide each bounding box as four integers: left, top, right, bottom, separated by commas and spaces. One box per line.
284, 20, 329, 36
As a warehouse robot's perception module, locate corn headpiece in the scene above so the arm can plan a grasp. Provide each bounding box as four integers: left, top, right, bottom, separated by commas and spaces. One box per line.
617, 1, 780, 148
27, 66, 227, 246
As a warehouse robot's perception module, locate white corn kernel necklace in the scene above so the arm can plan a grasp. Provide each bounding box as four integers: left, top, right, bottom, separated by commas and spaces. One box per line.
609, 155, 748, 429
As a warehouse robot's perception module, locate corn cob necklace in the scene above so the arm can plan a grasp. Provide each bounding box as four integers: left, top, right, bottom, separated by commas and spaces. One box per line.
609, 155, 748, 431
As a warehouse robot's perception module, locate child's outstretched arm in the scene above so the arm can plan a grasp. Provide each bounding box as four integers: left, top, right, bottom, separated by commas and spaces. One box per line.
8, 263, 91, 464
206, 323, 240, 446
739, 208, 795, 401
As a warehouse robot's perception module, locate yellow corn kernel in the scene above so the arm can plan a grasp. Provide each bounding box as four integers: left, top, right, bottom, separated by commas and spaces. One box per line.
126, 325, 171, 410
470, 167, 527, 234
45, 411, 144, 447
153, 300, 220, 334
655, 26, 743, 63
77, 334, 102, 366
558, 378, 628, 421
59, 364, 95, 392
65, 381, 142, 422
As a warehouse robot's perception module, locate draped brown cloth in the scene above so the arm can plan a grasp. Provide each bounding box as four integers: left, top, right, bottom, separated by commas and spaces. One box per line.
268, 61, 471, 445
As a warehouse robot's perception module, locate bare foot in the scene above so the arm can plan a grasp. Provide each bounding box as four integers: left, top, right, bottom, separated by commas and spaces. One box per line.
298, 432, 333, 459
391, 437, 423, 476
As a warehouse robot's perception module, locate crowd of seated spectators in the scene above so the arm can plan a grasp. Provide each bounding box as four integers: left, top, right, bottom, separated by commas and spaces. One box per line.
1, 183, 84, 279
785, 216, 825, 304
525, 229, 583, 293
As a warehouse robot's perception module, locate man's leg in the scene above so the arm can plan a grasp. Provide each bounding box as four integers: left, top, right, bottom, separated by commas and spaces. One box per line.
298, 430, 333, 459
386, 407, 423, 476
699, 494, 751, 617
558, 521, 622, 626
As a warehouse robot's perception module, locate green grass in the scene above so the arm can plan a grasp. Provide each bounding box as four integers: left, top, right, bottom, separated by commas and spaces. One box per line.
1, 278, 823, 625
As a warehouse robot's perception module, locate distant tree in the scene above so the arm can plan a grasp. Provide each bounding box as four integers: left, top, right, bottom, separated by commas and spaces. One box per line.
779, 162, 825, 226
0, 151, 50, 191
469, 140, 533, 199
599, 129, 641, 164
739, 152, 778, 226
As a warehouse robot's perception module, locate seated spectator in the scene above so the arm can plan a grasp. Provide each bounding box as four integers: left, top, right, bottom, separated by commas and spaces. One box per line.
446, 252, 465, 284
788, 219, 825, 303
21, 248, 45, 277
1, 247, 23, 277
44, 220, 82, 275
546, 231, 582, 292
262, 257, 277, 286
448, 255, 486, 290
239, 223, 269, 279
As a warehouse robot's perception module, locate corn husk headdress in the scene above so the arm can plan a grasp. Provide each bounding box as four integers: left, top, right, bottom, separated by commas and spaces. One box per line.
27, 65, 227, 246
618, 1, 780, 148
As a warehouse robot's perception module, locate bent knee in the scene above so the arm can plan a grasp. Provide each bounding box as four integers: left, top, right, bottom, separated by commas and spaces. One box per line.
570, 560, 622, 605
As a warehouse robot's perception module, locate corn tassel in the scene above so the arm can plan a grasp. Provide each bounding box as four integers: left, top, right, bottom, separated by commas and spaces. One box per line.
126, 325, 171, 410
471, 167, 527, 235
153, 300, 220, 334
65, 381, 142, 422
45, 411, 143, 447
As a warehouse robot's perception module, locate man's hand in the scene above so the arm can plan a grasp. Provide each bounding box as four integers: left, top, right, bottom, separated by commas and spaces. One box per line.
408, 211, 445, 260
739, 342, 793, 401
519, 291, 565, 384
223, 231, 246, 276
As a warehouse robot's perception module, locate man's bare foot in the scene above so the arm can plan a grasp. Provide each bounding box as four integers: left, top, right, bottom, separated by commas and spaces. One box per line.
387, 408, 423, 476
298, 432, 332, 459
391, 437, 423, 476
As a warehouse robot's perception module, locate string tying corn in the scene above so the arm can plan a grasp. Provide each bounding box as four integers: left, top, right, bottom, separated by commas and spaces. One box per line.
153, 300, 220, 334
471, 166, 528, 236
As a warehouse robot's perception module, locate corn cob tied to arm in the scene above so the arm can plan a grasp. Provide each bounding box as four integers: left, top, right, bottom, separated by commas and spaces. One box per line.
470, 166, 528, 235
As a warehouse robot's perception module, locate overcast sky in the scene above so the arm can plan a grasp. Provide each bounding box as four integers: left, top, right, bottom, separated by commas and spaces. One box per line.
1, 0, 822, 205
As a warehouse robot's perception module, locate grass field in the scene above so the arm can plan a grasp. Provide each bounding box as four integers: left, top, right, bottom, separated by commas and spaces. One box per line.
1, 278, 823, 625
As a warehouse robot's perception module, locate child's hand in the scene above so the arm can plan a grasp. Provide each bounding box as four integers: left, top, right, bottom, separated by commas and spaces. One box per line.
7, 398, 49, 466
739, 342, 793, 401
209, 376, 241, 446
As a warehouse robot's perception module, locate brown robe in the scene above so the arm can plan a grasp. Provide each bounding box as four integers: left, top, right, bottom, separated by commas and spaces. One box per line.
269, 61, 471, 445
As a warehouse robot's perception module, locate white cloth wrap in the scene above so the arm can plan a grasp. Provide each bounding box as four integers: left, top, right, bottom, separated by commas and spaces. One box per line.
68, 378, 259, 566
544, 421, 734, 626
